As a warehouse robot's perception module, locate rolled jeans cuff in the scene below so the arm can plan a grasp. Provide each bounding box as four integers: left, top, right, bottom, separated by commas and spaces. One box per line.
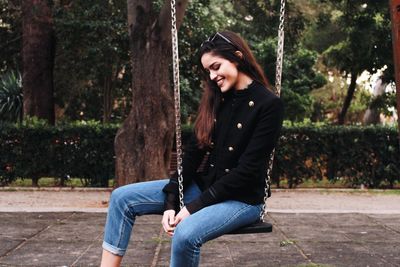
102, 240, 126, 256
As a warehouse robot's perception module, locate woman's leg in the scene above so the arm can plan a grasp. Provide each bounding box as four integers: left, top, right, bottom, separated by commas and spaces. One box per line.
100, 249, 122, 267
170, 201, 262, 267
101, 179, 168, 260
101, 179, 202, 266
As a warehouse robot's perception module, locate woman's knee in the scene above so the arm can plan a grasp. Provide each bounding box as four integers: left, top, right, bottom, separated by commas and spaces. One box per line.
109, 182, 166, 217
172, 223, 202, 250
109, 185, 133, 213
110, 185, 125, 202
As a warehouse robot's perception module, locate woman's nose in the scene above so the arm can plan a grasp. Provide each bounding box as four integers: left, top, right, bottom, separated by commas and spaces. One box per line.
209, 71, 217, 80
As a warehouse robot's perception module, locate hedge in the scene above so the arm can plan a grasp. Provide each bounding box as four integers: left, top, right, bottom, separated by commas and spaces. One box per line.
0, 122, 399, 188
0, 121, 116, 187
276, 125, 399, 188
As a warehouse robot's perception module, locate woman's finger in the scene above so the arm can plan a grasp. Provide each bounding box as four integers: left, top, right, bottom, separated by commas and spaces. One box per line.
162, 218, 174, 232
162, 210, 176, 234
168, 213, 175, 227
174, 207, 190, 226
174, 215, 182, 226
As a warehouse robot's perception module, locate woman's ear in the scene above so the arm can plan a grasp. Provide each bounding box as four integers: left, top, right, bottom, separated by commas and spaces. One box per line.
234, 51, 244, 59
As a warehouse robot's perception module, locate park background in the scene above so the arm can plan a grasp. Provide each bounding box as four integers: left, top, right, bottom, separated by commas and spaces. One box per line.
0, 0, 399, 189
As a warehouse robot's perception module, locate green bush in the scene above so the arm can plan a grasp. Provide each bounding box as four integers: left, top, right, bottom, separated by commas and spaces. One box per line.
276, 123, 399, 188
0, 120, 117, 187
0, 121, 399, 188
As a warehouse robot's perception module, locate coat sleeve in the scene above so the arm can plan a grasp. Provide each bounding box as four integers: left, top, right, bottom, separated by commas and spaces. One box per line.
186, 97, 284, 214
162, 131, 207, 211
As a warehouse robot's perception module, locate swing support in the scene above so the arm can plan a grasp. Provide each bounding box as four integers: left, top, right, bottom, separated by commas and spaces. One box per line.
170, 0, 286, 234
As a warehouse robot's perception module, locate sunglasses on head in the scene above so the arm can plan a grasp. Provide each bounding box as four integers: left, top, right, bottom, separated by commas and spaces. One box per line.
201, 32, 235, 48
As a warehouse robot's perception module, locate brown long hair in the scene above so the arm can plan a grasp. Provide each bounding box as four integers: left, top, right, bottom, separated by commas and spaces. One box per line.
194, 31, 271, 148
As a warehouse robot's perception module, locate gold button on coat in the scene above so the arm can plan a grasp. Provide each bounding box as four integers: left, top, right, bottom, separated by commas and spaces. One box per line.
237, 123, 242, 129
228, 146, 234, 151
248, 101, 254, 107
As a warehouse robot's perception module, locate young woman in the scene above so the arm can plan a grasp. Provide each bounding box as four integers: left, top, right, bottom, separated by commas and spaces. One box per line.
101, 31, 284, 267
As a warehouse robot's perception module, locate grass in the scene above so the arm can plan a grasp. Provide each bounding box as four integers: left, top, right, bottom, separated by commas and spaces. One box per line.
3, 177, 400, 192
341, 189, 400, 195
7, 177, 115, 187
275, 178, 347, 189
280, 239, 296, 247
276, 177, 400, 190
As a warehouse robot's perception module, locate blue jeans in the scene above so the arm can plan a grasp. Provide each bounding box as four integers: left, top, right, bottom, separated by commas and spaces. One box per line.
102, 179, 262, 267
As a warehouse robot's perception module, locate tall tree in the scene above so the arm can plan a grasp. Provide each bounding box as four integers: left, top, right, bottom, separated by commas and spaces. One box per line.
22, 0, 55, 124
320, 0, 393, 124
114, 0, 188, 186
390, 0, 400, 148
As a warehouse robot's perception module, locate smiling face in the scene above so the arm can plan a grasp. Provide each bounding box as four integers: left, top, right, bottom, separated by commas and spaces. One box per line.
201, 52, 239, 93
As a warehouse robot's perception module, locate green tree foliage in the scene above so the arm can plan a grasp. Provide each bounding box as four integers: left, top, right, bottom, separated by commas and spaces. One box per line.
177, 0, 232, 122
310, 0, 393, 123
229, 0, 327, 121
53, 0, 131, 123
322, 1, 393, 76
369, 90, 397, 117
0, 0, 394, 124
0, 0, 22, 73
310, 70, 372, 123
281, 47, 327, 121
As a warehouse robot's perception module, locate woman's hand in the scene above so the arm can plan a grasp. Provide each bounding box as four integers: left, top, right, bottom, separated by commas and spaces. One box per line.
162, 209, 176, 237
174, 206, 190, 226
162, 207, 191, 236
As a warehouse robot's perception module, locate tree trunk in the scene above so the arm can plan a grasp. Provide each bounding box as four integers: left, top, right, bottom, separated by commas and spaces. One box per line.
103, 64, 121, 123
102, 1, 118, 124
114, 0, 188, 186
338, 71, 357, 125
363, 77, 386, 125
31, 176, 39, 187
22, 0, 55, 125
390, 0, 400, 153
103, 69, 113, 123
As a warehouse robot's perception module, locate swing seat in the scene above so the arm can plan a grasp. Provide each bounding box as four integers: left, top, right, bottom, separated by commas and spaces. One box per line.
227, 221, 273, 235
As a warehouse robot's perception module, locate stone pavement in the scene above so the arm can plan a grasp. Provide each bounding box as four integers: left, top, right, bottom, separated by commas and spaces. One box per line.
0, 190, 400, 266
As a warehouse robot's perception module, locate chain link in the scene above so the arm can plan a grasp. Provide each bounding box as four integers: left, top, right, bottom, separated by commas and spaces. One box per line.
170, 0, 185, 210
275, 0, 286, 97
260, 0, 286, 222
260, 149, 275, 221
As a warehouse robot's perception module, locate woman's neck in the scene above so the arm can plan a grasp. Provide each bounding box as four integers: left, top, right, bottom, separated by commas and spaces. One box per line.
235, 73, 253, 90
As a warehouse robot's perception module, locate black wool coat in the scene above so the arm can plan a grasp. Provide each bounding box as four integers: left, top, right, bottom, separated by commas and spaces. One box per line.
163, 81, 284, 214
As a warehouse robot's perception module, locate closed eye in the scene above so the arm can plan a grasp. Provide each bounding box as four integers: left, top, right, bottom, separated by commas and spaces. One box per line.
204, 63, 220, 74
210, 63, 220, 71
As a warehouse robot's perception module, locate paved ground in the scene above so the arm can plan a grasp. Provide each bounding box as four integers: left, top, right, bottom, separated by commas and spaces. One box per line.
0, 188, 400, 266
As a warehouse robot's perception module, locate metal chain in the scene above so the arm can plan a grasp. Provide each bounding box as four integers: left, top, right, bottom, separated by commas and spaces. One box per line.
275, 0, 286, 97
260, 0, 286, 222
170, 0, 185, 210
